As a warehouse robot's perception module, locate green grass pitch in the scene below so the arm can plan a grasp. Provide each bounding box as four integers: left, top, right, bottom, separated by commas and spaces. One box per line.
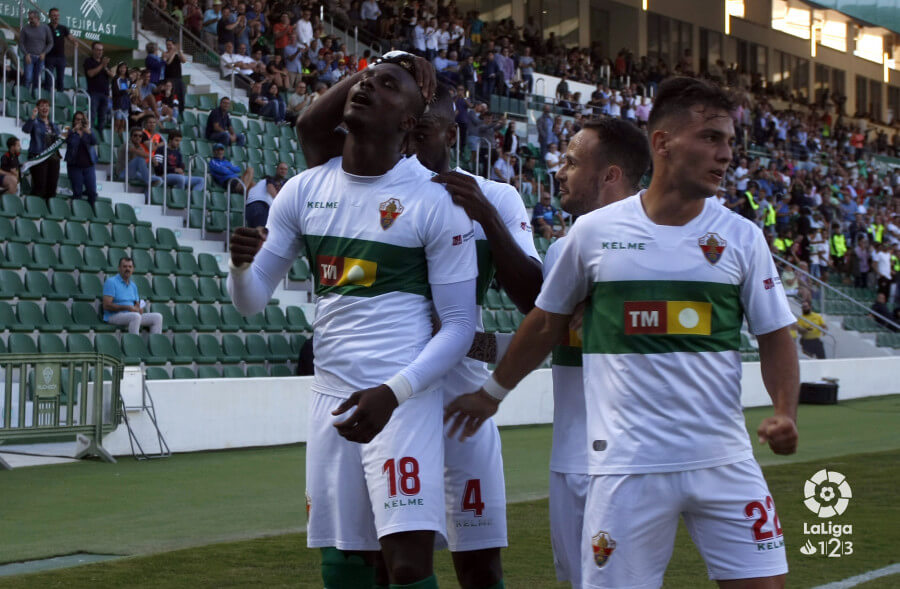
0, 395, 898, 587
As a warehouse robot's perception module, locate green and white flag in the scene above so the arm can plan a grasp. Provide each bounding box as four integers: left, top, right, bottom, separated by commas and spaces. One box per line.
21, 136, 64, 175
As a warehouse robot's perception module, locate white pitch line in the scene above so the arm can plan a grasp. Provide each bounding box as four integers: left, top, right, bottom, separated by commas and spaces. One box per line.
812, 563, 900, 589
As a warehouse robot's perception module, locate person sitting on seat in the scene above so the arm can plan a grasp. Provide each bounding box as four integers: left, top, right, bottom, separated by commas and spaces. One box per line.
209, 143, 254, 192
102, 257, 163, 334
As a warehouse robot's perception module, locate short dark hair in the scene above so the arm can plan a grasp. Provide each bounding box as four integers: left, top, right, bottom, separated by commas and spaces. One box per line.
582, 118, 651, 191
648, 77, 734, 133
118, 256, 134, 266
91, 41, 102, 49
169, 130, 182, 140
36, 98, 49, 107
6, 136, 18, 149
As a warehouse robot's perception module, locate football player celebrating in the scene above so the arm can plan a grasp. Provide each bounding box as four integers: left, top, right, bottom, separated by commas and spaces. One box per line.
230, 54, 476, 589
447, 77, 799, 589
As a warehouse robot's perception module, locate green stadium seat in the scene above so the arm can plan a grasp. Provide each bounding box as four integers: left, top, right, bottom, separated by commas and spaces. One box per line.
495, 310, 516, 333
15, 218, 52, 244
1, 242, 32, 269
128, 276, 152, 305
47, 198, 70, 221
167, 188, 189, 210
0, 269, 25, 298
133, 225, 157, 250
17, 301, 49, 331
40, 219, 67, 245
0, 301, 18, 330
484, 289, 503, 310
244, 311, 266, 331
0, 193, 24, 218
66, 333, 93, 353
51, 273, 84, 303
56, 246, 83, 273
221, 333, 252, 361
70, 199, 95, 222
199, 277, 227, 303
131, 249, 155, 275
44, 301, 76, 331
172, 366, 196, 379
197, 334, 225, 362
176, 252, 200, 276
145, 366, 170, 380
270, 365, 292, 377
29, 243, 57, 271
94, 333, 122, 359
267, 334, 292, 361
111, 225, 135, 248
174, 333, 216, 364
78, 274, 105, 300
482, 309, 499, 333
194, 305, 220, 331
500, 291, 516, 311
71, 301, 112, 331
80, 246, 106, 273
9, 333, 38, 354
114, 203, 149, 227
220, 304, 245, 331
152, 304, 178, 332
25, 270, 60, 299
197, 253, 224, 277
87, 222, 112, 247
197, 366, 221, 379
264, 306, 287, 331
64, 222, 90, 247
122, 333, 156, 364
156, 227, 191, 252
23, 195, 50, 219
289, 258, 311, 281
290, 334, 306, 356
106, 248, 129, 273
285, 306, 312, 331
151, 276, 177, 302
174, 303, 200, 331
154, 251, 178, 275
245, 334, 268, 362
0, 217, 13, 243
172, 276, 198, 303
147, 333, 187, 364
198, 94, 215, 110
93, 200, 116, 224
246, 365, 267, 377
223, 365, 245, 378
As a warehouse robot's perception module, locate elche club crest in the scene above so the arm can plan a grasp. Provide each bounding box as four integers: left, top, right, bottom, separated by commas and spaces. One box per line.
379, 198, 404, 230
42, 366, 54, 384
698, 232, 726, 265
591, 530, 616, 568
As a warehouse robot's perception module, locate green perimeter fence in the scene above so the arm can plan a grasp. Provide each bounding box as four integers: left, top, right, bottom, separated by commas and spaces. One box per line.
0, 353, 123, 469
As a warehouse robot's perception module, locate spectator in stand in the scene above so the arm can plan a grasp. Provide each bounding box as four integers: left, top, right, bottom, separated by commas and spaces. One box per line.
217, 5, 240, 52
283, 31, 305, 85
111, 62, 131, 132
249, 81, 285, 122
116, 128, 163, 187
267, 58, 290, 90
209, 143, 254, 192
220, 41, 255, 77
358, 49, 371, 71
145, 42, 166, 84
103, 257, 163, 335
853, 235, 872, 288
163, 39, 187, 105
544, 142, 562, 174
202, 0, 223, 48
869, 292, 897, 331
273, 13, 293, 54
519, 46, 534, 93
45, 7, 69, 92
20, 10, 52, 98
64, 110, 99, 208
491, 148, 518, 190
185, 0, 203, 38
296, 7, 314, 47
532, 191, 566, 239
481, 51, 500, 97
154, 130, 203, 192
286, 80, 313, 126
555, 73, 569, 101
796, 300, 827, 359
537, 104, 555, 156
155, 79, 180, 123
206, 97, 247, 147
361, 0, 381, 35
0, 137, 21, 195
83, 42, 114, 131
244, 161, 288, 227
22, 99, 61, 201
873, 241, 893, 296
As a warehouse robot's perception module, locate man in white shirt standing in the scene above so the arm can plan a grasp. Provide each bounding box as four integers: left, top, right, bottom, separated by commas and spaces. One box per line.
295, 7, 314, 47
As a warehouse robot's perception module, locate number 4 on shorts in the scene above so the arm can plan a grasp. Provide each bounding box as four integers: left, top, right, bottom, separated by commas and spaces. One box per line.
462, 479, 485, 517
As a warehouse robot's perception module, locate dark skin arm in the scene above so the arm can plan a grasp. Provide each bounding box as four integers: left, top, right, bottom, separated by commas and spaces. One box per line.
432, 171, 542, 313
298, 57, 436, 168
755, 326, 799, 454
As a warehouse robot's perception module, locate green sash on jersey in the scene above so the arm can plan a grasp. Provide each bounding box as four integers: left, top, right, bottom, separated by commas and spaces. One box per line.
585, 281, 743, 355
552, 344, 583, 367
475, 240, 495, 307
304, 234, 430, 298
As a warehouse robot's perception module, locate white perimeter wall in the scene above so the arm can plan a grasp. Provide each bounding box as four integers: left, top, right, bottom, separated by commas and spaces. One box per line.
103, 357, 900, 456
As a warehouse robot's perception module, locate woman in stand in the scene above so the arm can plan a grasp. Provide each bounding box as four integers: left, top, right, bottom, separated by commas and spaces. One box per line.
65, 110, 99, 208
22, 98, 61, 200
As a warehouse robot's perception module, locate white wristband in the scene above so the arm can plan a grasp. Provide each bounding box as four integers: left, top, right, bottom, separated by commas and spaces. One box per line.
482, 374, 510, 401
228, 259, 251, 274
384, 374, 413, 405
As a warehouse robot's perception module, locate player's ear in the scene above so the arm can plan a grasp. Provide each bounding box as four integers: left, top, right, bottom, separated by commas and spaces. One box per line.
400, 113, 417, 133
605, 164, 623, 186
650, 128, 669, 158
446, 123, 458, 147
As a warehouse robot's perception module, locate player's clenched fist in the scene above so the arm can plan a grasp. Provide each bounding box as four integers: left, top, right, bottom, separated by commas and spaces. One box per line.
230, 227, 267, 266
444, 389, 500, 441
332, 384, 399, 444
757, 414, 798, 455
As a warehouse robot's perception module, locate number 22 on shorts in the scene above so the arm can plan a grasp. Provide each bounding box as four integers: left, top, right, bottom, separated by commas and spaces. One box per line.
383, 457, 421, 497
744, 495, 783, 541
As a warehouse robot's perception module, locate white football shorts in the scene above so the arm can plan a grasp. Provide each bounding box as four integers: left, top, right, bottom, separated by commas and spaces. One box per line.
305, 390, 446, 551
550, 470, 590, 587
582, 459, 788, 589
439, 417, 508, 552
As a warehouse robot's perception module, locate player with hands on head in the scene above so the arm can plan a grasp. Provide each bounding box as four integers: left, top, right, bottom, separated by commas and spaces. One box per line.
446, 77, 799, 589
230, 53, 477, 589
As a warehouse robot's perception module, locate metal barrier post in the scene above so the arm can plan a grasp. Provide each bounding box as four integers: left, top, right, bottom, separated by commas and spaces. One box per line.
201, 188, 208, 238
224, 178, 247, 252
161, 138, 168, 214
73, 89, 91, 127
455, 126, 460, 168
110, 114, 114, 184
74, 42, 78, 89
45, 70, 55, 114
4, 49, 21, 127
124, 117, 130, 187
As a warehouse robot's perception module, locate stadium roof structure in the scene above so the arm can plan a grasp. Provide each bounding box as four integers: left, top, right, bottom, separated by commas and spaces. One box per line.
807, 0, 900, 36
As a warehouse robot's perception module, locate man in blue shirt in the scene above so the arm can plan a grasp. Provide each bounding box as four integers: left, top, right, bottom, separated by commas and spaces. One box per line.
102, 257, 163, 334
532, 191, 566, 239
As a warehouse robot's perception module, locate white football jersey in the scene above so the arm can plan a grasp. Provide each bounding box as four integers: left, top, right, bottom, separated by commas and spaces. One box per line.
263, 156, 477, 398
441, 168, 539, 402
544, 236, 588, 474
536, 193, 795, 474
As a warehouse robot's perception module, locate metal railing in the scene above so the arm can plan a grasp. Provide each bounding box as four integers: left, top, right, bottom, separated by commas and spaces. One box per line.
139, 0, 221, 71
474, 136, 492, 178
186, 153, 208, 234
225, 177, 247, 251
3, 47, 20, 126
0, 353, 123, 469
772, 252, 900, 332
38, 69, 55, 114
73, 89, 91, 127
148, 134, 167, 208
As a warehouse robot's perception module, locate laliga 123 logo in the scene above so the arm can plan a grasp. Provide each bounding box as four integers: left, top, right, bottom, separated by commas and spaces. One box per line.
804, 469, 852, 518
